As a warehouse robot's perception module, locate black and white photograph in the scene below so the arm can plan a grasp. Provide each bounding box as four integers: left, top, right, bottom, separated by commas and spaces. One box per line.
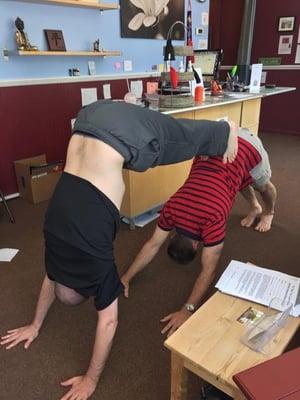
278, 16, 295, 32
120, 0, 184, 39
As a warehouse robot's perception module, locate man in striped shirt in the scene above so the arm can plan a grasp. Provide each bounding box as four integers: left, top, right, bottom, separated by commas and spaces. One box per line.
121, 128, 277, 336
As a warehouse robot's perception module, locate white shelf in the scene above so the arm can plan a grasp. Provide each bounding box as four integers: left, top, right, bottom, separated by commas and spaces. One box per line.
18, 50, 121, 57
15, 0, 119, 10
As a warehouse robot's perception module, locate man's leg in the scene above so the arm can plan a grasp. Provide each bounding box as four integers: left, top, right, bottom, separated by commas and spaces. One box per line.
240, 185, 263, 228
240, 182, 277, 232
254, 181, 277, 232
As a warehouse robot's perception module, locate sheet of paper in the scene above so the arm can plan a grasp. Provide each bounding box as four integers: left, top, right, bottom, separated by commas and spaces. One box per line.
88, 61, 96, 76
146, 81, 158, 94
201, 12, 209, 26
295, 44, 300, 64
114, 61, 122, 70
0, 248, 19, 262
249, 63, 263, 94
198, 39, 208, 50
124, 60, 133, 72
130, 80, 143, 98
278, 35, 293, 55
103, 84, 111, 99
226, 92, 253, 99
215, 260, 300, 316
81, 88, 97, 106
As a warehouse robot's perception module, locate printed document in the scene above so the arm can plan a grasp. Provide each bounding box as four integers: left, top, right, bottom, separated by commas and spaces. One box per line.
216, 260, 300, 316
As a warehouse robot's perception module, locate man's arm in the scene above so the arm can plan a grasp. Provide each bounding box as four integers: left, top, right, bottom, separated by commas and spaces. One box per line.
60, 299, 118, 400
121, 226, 170, 297
161, 242, 224, 337
1, 274, 55, 349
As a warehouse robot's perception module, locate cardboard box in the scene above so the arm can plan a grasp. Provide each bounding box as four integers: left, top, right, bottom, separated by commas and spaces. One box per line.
14, 155, 63, 204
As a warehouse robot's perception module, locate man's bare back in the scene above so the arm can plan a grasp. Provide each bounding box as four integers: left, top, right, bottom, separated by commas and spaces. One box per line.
64, 133, 125, 210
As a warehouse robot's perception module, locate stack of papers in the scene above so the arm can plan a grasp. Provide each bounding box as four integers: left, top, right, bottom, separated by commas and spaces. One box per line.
215, 260, 300, 317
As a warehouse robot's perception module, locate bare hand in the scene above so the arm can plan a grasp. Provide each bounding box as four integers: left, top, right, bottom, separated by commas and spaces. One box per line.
223, 120, 238, 164
160, 309, 191, 337
0, 324, 39, 350
120, 276, 130, 298
60, 375, 97, 400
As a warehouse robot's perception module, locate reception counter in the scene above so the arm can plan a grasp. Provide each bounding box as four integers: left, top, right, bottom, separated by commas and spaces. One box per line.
120, 87, 295, 226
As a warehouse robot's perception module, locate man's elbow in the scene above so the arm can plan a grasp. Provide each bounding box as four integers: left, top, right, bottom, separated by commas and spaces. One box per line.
100, 316, 118, 333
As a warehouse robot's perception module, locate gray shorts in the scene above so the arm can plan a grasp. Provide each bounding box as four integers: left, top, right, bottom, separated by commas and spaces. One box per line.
73, 100, 229, 172
238, 128, 272, 188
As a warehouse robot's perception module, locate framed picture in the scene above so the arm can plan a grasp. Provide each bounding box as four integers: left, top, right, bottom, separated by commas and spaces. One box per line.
278, 16, 295, 32
120, 0, 184, 40
44, 29, 66, 51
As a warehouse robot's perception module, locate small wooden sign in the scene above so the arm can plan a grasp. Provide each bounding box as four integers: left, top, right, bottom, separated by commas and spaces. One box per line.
44, 29, 66, 51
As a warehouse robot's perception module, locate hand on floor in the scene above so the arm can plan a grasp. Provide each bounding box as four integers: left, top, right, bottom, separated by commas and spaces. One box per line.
0, 324, 39, 349
60, 375, 97, 400
160, 309, 191, 337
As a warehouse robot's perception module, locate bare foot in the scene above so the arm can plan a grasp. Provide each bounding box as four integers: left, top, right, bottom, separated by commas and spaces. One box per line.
241, 205, 262, 228
223, 121, 238, 164
255, 214, 274, 232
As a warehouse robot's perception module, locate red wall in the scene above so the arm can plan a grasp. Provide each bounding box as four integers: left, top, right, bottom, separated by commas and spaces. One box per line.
252, 0, 300, 135
209, 0, 244, 65
209, 0, 300, 136
0, 78, 157, 195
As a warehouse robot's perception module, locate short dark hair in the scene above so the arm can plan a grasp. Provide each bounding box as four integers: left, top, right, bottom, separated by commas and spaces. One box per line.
167, 233, 197, 264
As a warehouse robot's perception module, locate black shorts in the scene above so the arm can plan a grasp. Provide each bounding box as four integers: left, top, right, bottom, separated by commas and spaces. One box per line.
44, 172, 123, 310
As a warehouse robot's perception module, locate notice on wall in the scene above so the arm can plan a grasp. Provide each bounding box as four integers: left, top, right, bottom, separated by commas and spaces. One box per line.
198, 39, 208, 50
201, 12, 209, 26
81, 88, 97, 106
295, 44, 300, 64
278, 35, 293, 55
103, 84, 111, 99
130, 80, 143, 98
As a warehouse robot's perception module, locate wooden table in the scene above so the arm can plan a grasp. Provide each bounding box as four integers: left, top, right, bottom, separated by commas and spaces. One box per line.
164, 291, 300, 400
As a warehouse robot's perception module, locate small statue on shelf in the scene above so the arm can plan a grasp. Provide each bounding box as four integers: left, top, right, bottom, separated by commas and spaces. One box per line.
15, 17, 38, 51
93, 38, 100, 52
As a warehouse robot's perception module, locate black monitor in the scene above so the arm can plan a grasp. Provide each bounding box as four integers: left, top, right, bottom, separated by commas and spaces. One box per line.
193, 49, 223, 81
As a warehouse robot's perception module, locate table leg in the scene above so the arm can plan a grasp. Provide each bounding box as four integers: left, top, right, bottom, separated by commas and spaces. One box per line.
170, 352, 188, 400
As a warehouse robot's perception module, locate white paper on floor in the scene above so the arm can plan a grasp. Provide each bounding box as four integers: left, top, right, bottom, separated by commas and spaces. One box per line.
0, 248, 19, 262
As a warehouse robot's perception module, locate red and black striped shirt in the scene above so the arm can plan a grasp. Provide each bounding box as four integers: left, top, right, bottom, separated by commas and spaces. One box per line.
158, 137, 262, 247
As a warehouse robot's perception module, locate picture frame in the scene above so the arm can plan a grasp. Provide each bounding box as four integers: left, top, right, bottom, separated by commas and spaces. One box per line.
278, 16, 295, 32
119, 0, 184, 39
44, 29, 66, 51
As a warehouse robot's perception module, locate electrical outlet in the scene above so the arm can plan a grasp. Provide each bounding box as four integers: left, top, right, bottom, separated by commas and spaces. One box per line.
195, 27, 203, 35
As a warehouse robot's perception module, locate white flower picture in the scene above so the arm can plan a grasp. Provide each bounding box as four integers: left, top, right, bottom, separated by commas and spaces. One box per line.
128, 0, 169, 31
120, 0, 184, 39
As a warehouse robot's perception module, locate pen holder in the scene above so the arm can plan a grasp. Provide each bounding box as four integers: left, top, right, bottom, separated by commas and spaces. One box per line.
240, 298, 293, 355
